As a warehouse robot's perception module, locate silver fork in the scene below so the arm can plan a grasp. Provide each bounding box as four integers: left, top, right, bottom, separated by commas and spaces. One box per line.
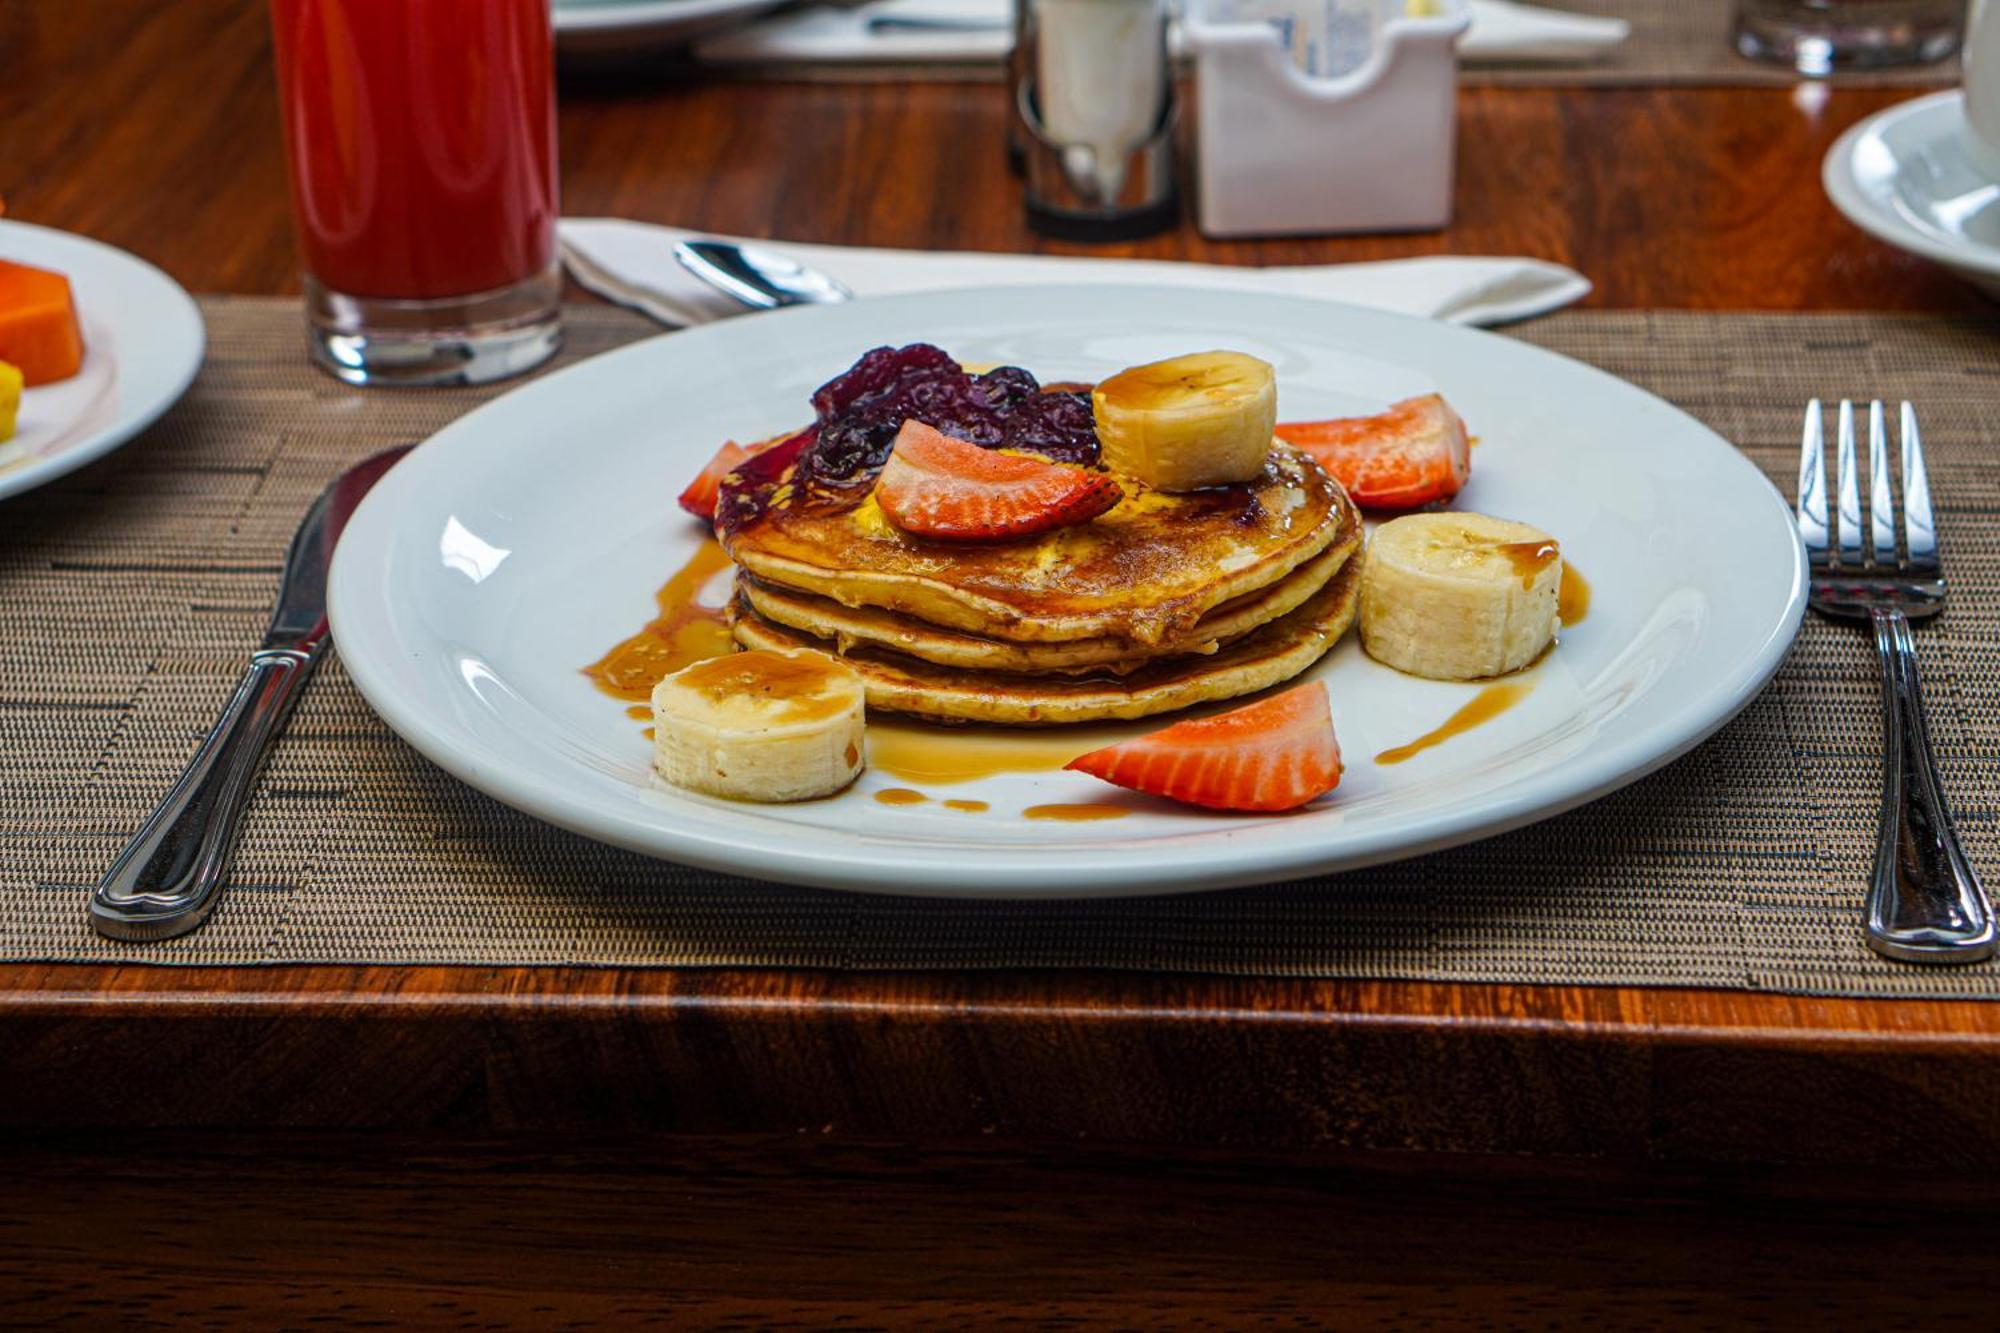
1798, 399, 1996, 963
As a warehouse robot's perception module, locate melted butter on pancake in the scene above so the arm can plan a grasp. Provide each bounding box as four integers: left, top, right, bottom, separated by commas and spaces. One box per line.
847, 494, 895, 540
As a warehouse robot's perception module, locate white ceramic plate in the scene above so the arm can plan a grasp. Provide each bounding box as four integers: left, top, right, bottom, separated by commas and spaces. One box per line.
0, 220, 205, 503
329, 285, 1805, 898
1824, 89, 2000, 300
553, 0, 794, 55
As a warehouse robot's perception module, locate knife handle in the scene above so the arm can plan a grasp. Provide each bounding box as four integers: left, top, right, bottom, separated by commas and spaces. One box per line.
89, 646, 322, 941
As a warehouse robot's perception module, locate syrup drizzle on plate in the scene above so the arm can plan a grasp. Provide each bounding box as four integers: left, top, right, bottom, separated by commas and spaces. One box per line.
1558, 563, 1591, 625
868, 722, 1087, 785
583, 541, 735, 703
870, 790, 992, 813
1375, 682, 1533, 766
1023, 802, 1130, 822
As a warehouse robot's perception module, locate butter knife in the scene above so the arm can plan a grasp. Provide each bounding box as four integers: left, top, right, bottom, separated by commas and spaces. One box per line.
89, 445, 412, 942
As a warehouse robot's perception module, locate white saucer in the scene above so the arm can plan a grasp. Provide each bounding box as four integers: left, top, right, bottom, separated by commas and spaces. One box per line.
1824, 90, 2000, 299
0, 221, 205, 503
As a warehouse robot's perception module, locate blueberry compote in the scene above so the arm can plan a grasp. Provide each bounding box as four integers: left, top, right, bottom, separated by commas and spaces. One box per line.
717, 344, 1102, 536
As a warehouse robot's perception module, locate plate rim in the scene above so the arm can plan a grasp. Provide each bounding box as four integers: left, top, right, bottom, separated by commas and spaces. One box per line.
0, 219, 207, 503
328, 284, 1808, 898
1822, 89, 2000, 281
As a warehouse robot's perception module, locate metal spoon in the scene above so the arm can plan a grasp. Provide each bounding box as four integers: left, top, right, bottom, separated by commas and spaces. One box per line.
672, 239, 854, 311
865, 13, 1009, 30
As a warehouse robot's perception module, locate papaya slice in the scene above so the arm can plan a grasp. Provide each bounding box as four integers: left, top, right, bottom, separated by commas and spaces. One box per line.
0, 260, 85, 386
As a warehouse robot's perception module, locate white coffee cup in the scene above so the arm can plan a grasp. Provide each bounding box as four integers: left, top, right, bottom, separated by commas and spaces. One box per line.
1966, 0, 2000, 182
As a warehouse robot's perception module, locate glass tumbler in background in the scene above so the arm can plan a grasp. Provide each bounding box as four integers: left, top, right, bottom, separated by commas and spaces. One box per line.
1734, 0, 1964, 74
270, 0, 561, 386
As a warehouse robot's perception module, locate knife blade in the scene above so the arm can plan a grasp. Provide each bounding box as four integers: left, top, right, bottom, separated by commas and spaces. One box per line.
89, 445, 413, 941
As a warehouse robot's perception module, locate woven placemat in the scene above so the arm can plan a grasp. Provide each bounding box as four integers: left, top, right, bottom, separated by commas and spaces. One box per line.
721, 0, 1961, 87
4, 299, 2000, 997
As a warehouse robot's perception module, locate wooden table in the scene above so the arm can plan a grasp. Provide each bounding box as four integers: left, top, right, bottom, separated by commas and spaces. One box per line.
5, 3, 1998, 1325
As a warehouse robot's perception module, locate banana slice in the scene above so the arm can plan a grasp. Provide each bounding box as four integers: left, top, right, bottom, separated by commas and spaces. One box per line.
651, 648, 866, 802
1359, 513, 1561, 680
0, 361, 19, 443
1092, 351, 1278, 491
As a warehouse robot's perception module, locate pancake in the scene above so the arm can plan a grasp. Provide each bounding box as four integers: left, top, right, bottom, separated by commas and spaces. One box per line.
736, 527, 1359, 677
730, 549, 1363, 726
722, 441, 1351, 647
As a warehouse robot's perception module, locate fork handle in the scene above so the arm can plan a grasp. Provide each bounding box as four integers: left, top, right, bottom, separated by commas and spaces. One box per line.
1866, 608, 1997, 963
87, 647, 321, 942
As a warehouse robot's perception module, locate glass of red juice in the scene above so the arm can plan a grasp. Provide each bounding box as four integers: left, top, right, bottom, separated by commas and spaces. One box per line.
270, 0, 561, 386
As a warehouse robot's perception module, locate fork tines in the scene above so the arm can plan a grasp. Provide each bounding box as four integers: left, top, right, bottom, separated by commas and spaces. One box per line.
1797, 399, 1942, 608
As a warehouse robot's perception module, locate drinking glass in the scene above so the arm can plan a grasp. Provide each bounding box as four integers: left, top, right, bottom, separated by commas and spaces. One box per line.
1965, 0, 2000, 181
270, 0, 562, 386
1734, 0, 1964, 74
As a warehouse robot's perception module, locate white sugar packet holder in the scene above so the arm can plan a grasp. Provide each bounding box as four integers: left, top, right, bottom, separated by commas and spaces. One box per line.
1185, 0, 1471, 236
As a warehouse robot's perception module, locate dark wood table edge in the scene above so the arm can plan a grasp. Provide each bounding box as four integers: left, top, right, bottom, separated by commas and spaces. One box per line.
11, 964, 1998, 1161
11, 963, 1998, 1040
5, 1127, 1999, 1326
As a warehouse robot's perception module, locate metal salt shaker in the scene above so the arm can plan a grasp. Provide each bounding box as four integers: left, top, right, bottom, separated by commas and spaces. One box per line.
1011, 0, 1178, 239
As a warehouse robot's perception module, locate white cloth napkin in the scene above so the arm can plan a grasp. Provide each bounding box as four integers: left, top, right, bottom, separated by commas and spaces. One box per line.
1458, 0, 1629, 61
559, 218, 1590, 328
698, 0, 1011, 64
696, 0, 1628, 68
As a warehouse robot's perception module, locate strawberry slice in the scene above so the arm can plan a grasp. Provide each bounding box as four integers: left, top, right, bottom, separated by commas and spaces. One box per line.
1276, 393, 1471, 510
679, 433, 802, 522
1066, 682, 1341, 812
876, 420, 1122, 541
678, 441, 750, 521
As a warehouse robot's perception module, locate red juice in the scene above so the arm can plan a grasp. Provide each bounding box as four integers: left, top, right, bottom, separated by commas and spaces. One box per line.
271, 0, 558, 301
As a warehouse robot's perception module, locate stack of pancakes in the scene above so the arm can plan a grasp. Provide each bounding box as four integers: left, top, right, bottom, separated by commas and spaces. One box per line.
722, 441, 1363, 725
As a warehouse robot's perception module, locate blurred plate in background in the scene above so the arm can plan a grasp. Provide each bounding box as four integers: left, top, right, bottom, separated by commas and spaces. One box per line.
0, 220, 204, 503
1824, 90, 2000, 300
